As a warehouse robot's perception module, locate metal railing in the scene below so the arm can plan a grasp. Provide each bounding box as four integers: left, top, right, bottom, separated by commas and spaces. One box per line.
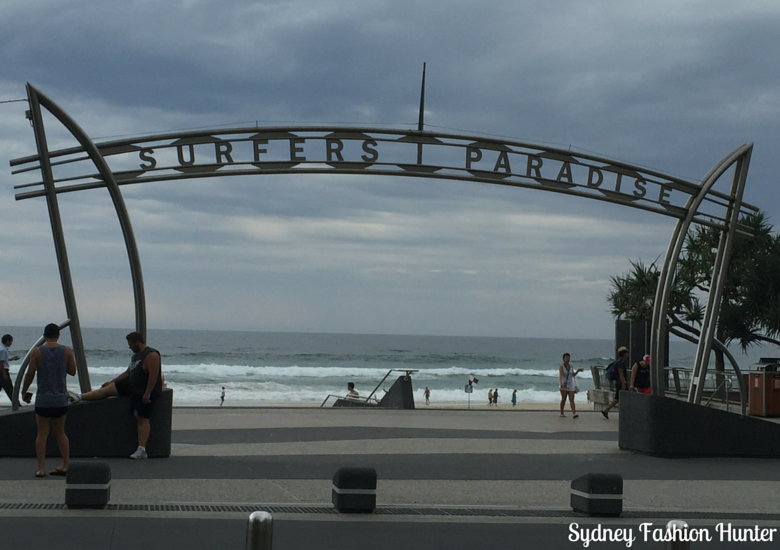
320, 369, 418, 407
319, 392, 381, 408
590, 364, 745, 414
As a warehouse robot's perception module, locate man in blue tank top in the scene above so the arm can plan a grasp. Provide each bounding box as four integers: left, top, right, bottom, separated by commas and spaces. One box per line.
74, 332, 162, 459
21, 323, 77, 478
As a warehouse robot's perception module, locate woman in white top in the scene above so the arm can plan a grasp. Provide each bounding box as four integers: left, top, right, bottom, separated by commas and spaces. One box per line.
559, 353, 583, 418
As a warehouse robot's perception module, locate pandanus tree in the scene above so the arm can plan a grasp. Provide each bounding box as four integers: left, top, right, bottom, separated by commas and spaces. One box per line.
607, 212, 780, 391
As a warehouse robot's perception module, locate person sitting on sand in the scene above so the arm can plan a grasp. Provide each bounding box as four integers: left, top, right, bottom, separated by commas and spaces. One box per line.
346, 382, 359, 399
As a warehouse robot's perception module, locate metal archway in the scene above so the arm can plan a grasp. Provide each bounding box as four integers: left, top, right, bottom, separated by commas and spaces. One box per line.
10, 83, 755, 408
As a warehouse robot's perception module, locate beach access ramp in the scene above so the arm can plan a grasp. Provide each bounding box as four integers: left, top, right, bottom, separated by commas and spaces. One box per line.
320, 369, 417, 409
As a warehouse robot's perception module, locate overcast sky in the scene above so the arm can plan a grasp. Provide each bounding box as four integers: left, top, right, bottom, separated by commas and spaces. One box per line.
1, 0, 779, 339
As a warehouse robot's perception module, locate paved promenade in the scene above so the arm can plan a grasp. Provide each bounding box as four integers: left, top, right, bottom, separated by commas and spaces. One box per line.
1, 406, 778, 549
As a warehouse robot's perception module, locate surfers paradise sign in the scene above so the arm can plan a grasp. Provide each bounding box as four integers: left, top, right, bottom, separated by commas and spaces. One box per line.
17, 126, 726, 226
9, 83, 756, 409
136, 131, 685, 213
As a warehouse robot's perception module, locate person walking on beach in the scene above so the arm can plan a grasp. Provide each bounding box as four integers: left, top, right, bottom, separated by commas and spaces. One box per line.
220, 387, 225, 407
424, 387, 430, 405
487, 388, 493, 407
20, 323, 76, 477
72, 332, 163, 460
493, 388, 499, 406
347, 382, 359, 399
601, 347, 629, 419
1, 334, 20, 404
511, 389, 517, 407
630, 355, 652, 394
559, 353, 583, 418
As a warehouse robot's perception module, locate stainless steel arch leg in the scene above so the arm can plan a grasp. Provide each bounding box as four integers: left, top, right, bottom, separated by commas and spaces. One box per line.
26, 87, 90, 393
689, 150, 751, 404
650, 144, 753, 401
28, 84, 147, 341
650, 219, 686, 395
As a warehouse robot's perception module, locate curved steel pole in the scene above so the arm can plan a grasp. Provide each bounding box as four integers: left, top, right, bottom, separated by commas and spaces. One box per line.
689, 146, 752, 404
26, 86, 91, 393
649, 143, 753, 397
28, 84, 147, 341
712, 337, 746, 416
650, 219, 685, 394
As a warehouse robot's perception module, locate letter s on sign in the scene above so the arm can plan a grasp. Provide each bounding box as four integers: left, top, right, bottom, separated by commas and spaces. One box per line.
139, 148, 156, 170
633, 177, 647, 198
361, 140, 379, 163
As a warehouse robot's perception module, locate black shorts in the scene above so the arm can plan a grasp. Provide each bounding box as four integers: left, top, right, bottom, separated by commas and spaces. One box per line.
114, 378, 159, 419
614, 384, 625, 401
35, 406, 68, 418
114, 377, 131, 397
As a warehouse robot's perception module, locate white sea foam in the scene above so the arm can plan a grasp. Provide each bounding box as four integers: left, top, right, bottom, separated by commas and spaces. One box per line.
85, 363, 592, 379
75, 362, 593, 405
165, 382, 564, 406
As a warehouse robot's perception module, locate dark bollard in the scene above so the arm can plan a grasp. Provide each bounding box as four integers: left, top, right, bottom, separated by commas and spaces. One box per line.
65, 460, 111, 509
332, 467, 377, 513
570, 473, 622, 517
246, 511, 273, 550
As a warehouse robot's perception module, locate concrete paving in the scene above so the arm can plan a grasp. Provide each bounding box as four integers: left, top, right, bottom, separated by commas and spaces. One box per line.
1, 406, 778, 549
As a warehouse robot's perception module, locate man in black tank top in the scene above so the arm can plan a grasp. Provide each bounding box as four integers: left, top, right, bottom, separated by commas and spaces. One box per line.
76, 332, 162, 459
630, 355, 652, 394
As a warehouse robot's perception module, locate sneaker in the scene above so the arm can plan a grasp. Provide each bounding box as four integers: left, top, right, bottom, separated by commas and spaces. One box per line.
129, 447, 148, 460
67, 390, 81, 404
601, 410, 609, 419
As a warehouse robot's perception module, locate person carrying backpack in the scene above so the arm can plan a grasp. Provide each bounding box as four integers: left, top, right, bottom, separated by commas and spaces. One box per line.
601, 346, 629, 419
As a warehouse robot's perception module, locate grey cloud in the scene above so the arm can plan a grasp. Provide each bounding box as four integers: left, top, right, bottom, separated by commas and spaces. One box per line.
1, 0, 778, 337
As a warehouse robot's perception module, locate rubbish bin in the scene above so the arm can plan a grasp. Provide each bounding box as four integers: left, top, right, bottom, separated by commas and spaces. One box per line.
748, 359, 780, 417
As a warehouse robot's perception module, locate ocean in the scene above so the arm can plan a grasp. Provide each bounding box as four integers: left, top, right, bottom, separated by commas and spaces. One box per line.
2, 326, 768, 407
